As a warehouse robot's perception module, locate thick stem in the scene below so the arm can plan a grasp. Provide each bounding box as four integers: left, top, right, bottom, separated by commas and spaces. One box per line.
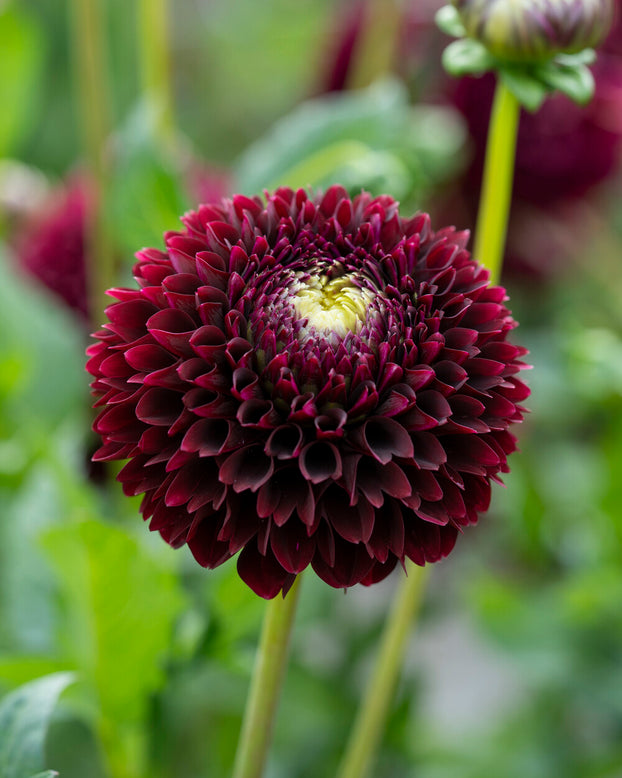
232, 576, 302, 778
473, 79, 521, 285
137, 0, 175, 148
68, 0, 115, 324
336, 563, 428, 778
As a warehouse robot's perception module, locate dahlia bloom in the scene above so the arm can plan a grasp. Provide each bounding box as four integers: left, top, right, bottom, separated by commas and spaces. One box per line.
87, 186, 529, 598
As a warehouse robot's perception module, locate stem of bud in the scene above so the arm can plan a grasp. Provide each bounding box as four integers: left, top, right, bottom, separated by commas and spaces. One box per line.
473, 79, 521, 284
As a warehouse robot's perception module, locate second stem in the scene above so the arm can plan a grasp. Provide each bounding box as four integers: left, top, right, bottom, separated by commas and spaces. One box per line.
473, 79, 521, 285
232, 576, 302, 778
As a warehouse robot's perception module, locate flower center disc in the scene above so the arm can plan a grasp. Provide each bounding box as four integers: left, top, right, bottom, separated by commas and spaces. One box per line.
294, 274, 374, 338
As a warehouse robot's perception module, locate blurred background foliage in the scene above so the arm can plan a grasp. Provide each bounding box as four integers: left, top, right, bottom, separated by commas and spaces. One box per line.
1, 0, 622, 776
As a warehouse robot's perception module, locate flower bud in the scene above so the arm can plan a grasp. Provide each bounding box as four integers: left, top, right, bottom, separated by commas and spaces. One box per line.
452, 0, 615, 62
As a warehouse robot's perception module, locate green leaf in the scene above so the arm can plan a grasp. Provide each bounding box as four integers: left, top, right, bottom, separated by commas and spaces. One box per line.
535, 61, 595, 105
435, 5, 466, 38
0, 658, 68, 689
233, 78, 467, 206
0, 249, 87, 433
106, 148, 190, 259
29, 772, 58, 778
261, 140, 410, 199
107, 102, 191, 258
499, 67, 549, 112
234, 79, 411, 194
0, 6, 43, 156
441, 39, 496, 77
0, 672, 74, 778
40, 520, 185, 727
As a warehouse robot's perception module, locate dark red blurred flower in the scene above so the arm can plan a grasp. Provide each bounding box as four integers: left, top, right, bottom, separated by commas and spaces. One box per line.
15, 177, 91, 319
87, 186, 529, 599
320, 0, 367, 92
452, 60, 622, 208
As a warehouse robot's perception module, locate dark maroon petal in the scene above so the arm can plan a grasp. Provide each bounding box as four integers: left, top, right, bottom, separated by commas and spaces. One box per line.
219, 446, 274, 493
256, 467, 316, 527
187, 511, 232, 569
356, 460, 412, 508
270, 519, 316, 574
264, 425, 304, 459
164, 461, 205, 506
135, 388, 182, 426
314, 408, 347, 439
360, 557, 399, 586
105, 299, 157, 340
237, 399, 280, 428
299, 442, 342, 484
349, 417, 414, 464
411, 432, 448, 469
237, 541, 297, 599
147, 309, 197, 358
312, 532, 375, 588
322, 488, 374, 544
189, 325, 227, 362
366, 499, 405, 562
125, 344, 176, 372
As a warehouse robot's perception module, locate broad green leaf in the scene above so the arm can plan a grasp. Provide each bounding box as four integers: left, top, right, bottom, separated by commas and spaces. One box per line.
261, 141, 410, 199
234, 79, 467, 205
234, 79, 410, 193
0, 248, 86, 432
0, 6, 43, 156
29, 772, 58, 778
0, 672, 74, 778
40, 520, 185, 726
0, 657, 67, 689
106, 147, 190, 258
107, 103, 191, 258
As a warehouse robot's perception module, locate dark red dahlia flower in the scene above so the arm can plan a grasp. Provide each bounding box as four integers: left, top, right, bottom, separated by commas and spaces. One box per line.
15, 176, 92, 320
87, 186, 529, 598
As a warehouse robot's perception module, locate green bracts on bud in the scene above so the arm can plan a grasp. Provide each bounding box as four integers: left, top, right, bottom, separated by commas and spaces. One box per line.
452, 0, 614, 63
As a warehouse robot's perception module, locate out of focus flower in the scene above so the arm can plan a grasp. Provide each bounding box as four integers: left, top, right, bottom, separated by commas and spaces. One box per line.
452, 0, 614, 63
447, 12, 622, 275
320, 0, 367, 92
87, 186, 529, 599
14, 176, 91, 319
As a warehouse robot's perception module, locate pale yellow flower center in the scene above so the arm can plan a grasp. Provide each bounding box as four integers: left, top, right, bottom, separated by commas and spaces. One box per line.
294, 274, 374, 338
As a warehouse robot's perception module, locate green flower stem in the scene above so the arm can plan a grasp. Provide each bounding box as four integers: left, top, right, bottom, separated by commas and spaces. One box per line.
336, 563, 428, 778
137, 0, 176, 148
337, 68, 521, 778
473, 79, 521, 285
68, 0, 115, 323
232, 576, 303, 778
